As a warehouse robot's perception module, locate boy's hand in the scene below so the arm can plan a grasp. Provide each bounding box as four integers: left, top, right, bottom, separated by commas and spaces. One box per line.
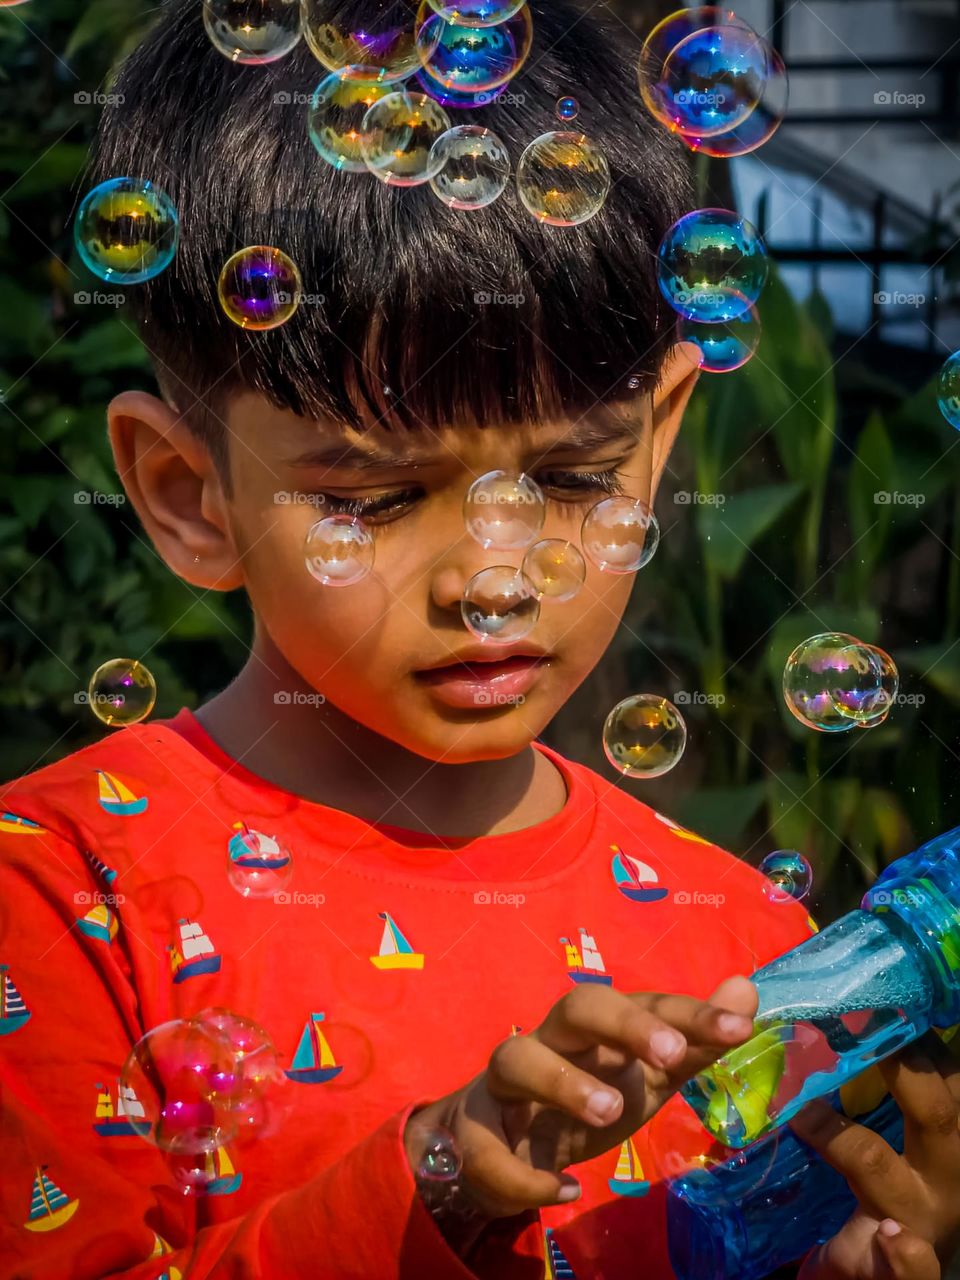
404, 975, 758, 1222
791, 1032, 960, 1280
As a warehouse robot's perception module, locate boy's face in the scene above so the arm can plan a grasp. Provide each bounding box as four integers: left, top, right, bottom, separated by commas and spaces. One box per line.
110, 344, 699, 763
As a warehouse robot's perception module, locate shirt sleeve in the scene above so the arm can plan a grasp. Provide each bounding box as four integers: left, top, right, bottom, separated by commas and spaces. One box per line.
0, 821, 543, 1280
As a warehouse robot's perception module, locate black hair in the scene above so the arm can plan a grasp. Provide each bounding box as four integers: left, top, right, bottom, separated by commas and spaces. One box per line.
88, 0, 691, 476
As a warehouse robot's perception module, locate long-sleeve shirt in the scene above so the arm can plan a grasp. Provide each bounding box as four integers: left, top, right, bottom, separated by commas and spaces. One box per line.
0, 708, 820, 1279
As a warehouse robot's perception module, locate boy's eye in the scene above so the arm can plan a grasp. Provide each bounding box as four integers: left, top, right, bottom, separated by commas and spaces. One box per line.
319, 488, 423, 522
534, 467, 627, 500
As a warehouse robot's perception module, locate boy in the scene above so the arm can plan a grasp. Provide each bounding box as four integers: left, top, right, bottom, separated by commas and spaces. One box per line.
2, 0, 959, 1276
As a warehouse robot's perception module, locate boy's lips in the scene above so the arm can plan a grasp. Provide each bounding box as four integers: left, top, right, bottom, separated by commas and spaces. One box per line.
413, 650, 551, 709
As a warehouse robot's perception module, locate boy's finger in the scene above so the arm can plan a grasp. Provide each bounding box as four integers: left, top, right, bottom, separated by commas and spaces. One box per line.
875, 1221, 941, 1280
460, 1119, 583, 1215
877, 1043, 960, 1173
486, 1032, 630, 1126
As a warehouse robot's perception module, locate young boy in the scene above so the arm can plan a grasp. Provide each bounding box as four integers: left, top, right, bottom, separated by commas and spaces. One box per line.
2, 1, 959, 1277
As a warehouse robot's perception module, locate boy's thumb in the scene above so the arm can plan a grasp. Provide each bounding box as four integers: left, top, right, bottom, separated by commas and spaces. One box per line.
707, 974, 758, 1019
875, 1221, 940, 1280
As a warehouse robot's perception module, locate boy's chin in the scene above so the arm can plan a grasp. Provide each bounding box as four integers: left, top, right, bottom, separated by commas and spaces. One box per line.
397, 706, 548, 764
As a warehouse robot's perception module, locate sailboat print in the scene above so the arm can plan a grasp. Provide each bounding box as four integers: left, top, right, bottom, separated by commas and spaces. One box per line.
93, 1080, 148, 1137
0, 811, 46, 835
198, 1145, 242, 1197
149, 1233, 183, 1280
228, 821, 291, 871
23, 1167, 79, 1233
168, 919, 221, 984
608, 1136, 650, 1196
653, 810, 712, 846
77, 904, 119, 944
543, 1227, 577, 1279
369, 911, 424, 970
284, 1012, 344, 1083
0, 964, 31, 1035
83, 849, 118, 885
96, 770, 148, 816
560, 927, 613, 985
610, 843, 669, 903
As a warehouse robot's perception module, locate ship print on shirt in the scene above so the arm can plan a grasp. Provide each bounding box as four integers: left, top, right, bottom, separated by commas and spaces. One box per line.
150, 1233, 183, 1280
92, 1080, 148, 1137
0, 964, 31, 1036
76, 904, 119, 944
168, 919, 221, 984
197, 1145, 242, 1197
609, 843, 669, 903
83, 849, 119, 885
543, 1226, 577, 1279
284, 1012, 344, 1083
369, 911, 424, 969
228, 821, 291, 871
23, 1167, 79, 1233
608, 1136, 650, 1196
0, 811, 46, 835
96, 769, 148, 816
560, 927, 613, 985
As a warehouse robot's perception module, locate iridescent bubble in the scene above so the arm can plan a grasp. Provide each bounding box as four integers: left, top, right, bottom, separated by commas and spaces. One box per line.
305, 514, 375, 586
581, 497, 660, 573
86, 658, 156, 728
417, 1125, 462, 1180
416, 65, 505, 108
652, 21, 768, 137
203, 0, 302, 64
217, 245, 302, 331
361, 90, 451, 186
226, 820, 294, 900
428, 125, 510, 208
307, 66, 396, 172
556, 95, 579, 122
461, 566, 540, 642
521, 539, 586, 602
426, 0, 525, 25
782, 633, 893, 733
658, 208, 768, 322
638, 8, 758, 118
938, 350, 960, 430
463, 470, 545, 550
759, 850, 813, 904
841, 644, 899, 729
680, 301, 761, 373
516, 131, 610, 228
193, 1008, 292, 1144
602, 694, 687, 779
682, 46, 788, 157
74, 177, 179, 285
416, 3, 533, 94
170, 1151, 221, 1196
301, 0, 426, 81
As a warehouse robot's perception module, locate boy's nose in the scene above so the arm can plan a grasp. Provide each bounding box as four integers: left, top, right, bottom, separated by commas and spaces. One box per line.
429, 564, 470, 612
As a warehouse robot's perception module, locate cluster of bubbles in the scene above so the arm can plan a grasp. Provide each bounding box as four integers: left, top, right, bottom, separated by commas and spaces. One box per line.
758, 849, 813, 904
938, 350, 960, 429
119, 1009, 290, 1190
602, 694, 687, 779
782, 632, 900, 732
86, 658, 157, 727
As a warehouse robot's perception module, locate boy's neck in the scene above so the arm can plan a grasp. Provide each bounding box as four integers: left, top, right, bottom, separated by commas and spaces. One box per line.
192, 642, 569, 840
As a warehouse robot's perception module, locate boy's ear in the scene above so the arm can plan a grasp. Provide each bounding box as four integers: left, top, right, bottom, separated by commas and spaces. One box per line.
107, 390, 244, 590
649, 341, 702, 493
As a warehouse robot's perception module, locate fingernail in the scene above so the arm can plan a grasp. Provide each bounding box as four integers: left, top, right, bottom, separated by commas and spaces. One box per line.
650, 1029, 686, 1064
717, 1013, 752, 1036
586, 1089, 621, 1123
879, 1220, 902, 1238
557, 1182, 581, 1202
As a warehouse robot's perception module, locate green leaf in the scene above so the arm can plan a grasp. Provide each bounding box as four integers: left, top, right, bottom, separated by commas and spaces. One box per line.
901, 642, 960, 705
53, 318, 149, 375
0, 143, 89, 201
697, 483, 804, 580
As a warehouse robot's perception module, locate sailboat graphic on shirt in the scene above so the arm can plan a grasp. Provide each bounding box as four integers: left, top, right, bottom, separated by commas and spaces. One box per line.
608, 1136, 650, 1196
543, 1227, 577, 1279
77, 904, 119, 944
0, 964, 31, 1036
610, 843, 669, 903
23, 1167, 79, 1233
168, 919, 221, 984
284, 1012, 344, 1084
96, 770, 148, 817
150, 1233, 183, 1280
0, 811, 46, 835
83, 850, 118, 885
93, 1080, 148, 1137
228, 821, 291, 871
369, 912, 424, 970
560, 927, 613, 985
198, 1145, 242, 1197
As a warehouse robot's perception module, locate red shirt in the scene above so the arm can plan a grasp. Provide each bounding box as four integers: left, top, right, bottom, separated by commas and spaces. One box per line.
0, 710, 816, 1279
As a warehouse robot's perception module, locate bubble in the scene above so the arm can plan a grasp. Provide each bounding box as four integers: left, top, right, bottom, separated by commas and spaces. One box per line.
307, 66, 397, 172
304, 514, 375, 586
461, 566, 540, 642
416, 1125, 462, 1180
782, 633, 897, 733
416, 3, 533, 95
842, 644, 899, 729
682, 46, 788, 158
361, 90, 451, 186
581, 497, 660, 573
521, 539, 586, 602
226, 821, 294, 899
301, 0, 425, 82
639, 8, 758, 116
170, 1152, 220, 1196
658, 209, 767, 322
203, 0, 302, 64
416, 66, 505, 108
463, 470, 545, 550
938, 350, 960, 430
649, 21, 768, 137
193, 1008, 292, 1144
217, 245, 302, 331
426, 0, 525, 25
516, 131, 610, 227
74, 177, 179, 285
680, 301, 761, 373
428, 125, 510, 208
602, 694, 687, 779
555, 95, 579, 122
86, 658, 157, 727
758, 850, 813, 904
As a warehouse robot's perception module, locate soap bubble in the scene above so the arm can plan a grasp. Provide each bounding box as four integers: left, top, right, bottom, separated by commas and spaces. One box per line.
782, 633, 897, 733
361, 90, 451, 186
639, 8, 758, 116
463, 470, 544, 549
650, 21, 768, 137
839, 644, 899, 729
555, 95, 579, 122
217, 245, 302, 331
304, 514, 375, 586
603, 694, 687, 779
86, 658, 157, 727
681, 302, 761, 373
227, 821, 294, 899
461, 566, 540, 642
301, 0, 425, 81
522, 539, 586, 601
938, 350, 960, 430
203, 0, 302, 64
516, 131, 610, 227
307, 66, 396, 172
428, 125, 510, 208
416, 1125, 462, 1180
581, 497, 660, 573
74, 177, 179, 285
415, 4, 533, 94
426, 0, 525, 25
193, 1008, 292, 1144
416, 66, 505, 108
658, 209, 768, 322
682, 46, 788, 157
759, 850, 813, 904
